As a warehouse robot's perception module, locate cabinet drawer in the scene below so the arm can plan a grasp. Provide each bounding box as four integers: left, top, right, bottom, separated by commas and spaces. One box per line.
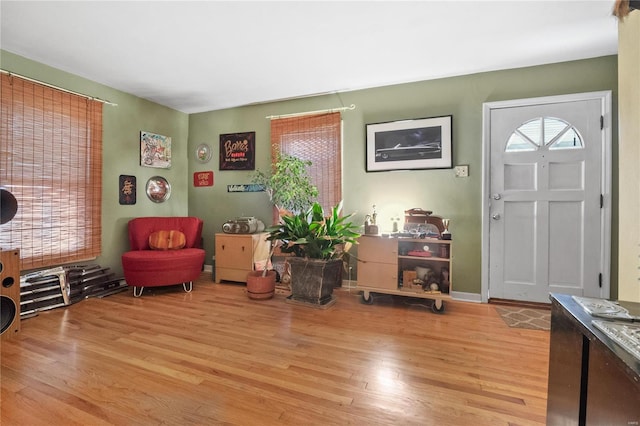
358, 262, 398, 290
216, 267, 250, 283
215, 235, 253, 270
358, 236, 398, 264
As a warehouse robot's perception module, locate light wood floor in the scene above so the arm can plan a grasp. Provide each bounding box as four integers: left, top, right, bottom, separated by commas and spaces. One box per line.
1, 273, 550, 425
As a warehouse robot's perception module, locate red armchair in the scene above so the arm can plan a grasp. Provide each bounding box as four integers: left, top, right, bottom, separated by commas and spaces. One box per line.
121, 217, 205, 297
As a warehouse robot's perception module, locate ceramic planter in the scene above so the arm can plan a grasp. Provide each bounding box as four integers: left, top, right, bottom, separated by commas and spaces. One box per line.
287, 257, 342, 306
246, 270, 277, 300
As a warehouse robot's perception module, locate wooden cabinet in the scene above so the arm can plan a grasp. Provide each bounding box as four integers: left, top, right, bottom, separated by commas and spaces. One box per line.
357, 236, 398, 290
214, 233, 270, 283
357, 236, 452, 311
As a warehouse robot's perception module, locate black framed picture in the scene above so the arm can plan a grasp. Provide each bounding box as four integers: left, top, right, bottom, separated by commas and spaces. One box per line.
219, 131, 256, 170
366, 115, 452, 172
119, 175, 136, 205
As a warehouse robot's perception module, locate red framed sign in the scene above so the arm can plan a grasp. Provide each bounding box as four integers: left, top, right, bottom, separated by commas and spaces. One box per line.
193, 171, 214, 187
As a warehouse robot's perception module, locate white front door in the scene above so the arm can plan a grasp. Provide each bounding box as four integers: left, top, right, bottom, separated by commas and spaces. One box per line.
483, 92, 611, 303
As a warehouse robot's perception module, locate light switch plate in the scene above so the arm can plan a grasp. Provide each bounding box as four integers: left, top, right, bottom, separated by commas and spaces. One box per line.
454, 165, 469, 177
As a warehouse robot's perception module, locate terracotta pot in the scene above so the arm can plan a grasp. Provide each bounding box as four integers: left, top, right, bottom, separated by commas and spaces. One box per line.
246, 270, 277, 300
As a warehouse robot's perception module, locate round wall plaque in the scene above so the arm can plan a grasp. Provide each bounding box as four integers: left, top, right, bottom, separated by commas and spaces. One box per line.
146, 176, 171, 203
195, 144, 212, 163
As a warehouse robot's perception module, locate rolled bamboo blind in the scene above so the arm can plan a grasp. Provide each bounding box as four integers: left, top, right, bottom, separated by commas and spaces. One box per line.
0, 73, 103, 271
270, 112, 342, 215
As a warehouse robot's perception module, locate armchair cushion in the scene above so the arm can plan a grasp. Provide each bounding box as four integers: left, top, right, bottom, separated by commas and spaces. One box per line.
149, 230, 186, 250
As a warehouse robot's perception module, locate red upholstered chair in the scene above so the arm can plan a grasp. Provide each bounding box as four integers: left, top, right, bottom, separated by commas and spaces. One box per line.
121, 217, 205, 297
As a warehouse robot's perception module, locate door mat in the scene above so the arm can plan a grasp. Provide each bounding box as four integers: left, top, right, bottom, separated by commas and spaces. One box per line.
495, 306, 550, 331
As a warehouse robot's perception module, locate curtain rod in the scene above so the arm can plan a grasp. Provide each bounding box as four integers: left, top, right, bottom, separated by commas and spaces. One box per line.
265, 104, 355, 120
0, 69, 118, 106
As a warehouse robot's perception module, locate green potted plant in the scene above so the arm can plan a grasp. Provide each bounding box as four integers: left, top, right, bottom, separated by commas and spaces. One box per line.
266, 201, 360, 307
252, 152, 319, 217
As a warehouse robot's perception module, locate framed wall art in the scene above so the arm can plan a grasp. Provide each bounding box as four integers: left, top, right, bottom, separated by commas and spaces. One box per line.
140, 131, 171, 169
119, 175, 136, 205
219, 131, 255, 171
366, 115, 452, 172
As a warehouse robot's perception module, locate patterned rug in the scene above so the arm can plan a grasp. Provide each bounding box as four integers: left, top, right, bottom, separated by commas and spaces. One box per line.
495, 306, 551, 331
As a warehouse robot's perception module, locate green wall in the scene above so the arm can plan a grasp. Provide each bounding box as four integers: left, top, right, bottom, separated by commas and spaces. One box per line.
188, 55, 618, 297
1, 50, 189, 277
2, 50, 618, 298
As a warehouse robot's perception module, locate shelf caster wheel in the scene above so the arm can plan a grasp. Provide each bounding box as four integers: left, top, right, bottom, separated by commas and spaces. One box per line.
361, 291, 374, 305
432, 299, 445, 314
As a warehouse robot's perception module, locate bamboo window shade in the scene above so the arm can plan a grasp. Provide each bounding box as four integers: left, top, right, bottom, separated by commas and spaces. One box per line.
0, 73, 103, 271
270, 112, 342, 215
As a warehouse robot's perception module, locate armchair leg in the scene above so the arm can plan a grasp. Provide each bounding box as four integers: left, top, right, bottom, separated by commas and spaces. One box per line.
183, 281, 193, 293
133, 286, 144, 297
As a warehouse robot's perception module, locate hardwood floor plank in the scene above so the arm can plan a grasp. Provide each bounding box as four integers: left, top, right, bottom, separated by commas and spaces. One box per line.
2, 273, 549, 425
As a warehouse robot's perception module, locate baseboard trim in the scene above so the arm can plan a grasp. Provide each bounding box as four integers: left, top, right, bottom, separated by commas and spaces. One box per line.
340, 279, 358, 289
451, 291, 482, 303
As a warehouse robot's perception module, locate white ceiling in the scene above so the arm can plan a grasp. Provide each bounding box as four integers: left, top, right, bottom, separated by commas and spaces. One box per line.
1, 1, 619, 114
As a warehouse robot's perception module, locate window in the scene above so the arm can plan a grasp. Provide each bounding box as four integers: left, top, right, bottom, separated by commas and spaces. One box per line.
0, 73, 103, 271
270, 112, 342, 214
505, 117, 583, 153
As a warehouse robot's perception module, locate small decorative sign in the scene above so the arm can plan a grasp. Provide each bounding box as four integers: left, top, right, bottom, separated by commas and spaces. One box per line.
119, 175, 136, 205
227, 184, 265, 193
219, 131, 255, 170
194, 171, 214, 187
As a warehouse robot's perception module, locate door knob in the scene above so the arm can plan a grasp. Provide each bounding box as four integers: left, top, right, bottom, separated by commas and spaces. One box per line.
492, 194, 501, 200
492, 214, 501, 220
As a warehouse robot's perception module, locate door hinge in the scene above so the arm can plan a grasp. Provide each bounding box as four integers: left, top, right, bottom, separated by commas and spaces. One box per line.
600, 115, 604, 130
600, 194, 604, 208
599, 273, 603, 288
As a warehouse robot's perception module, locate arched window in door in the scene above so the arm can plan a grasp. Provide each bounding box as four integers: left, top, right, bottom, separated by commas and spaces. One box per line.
505, 117, 584, 152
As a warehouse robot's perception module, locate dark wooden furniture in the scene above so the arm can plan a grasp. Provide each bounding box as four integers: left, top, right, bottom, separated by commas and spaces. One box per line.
547, 293, 640, 425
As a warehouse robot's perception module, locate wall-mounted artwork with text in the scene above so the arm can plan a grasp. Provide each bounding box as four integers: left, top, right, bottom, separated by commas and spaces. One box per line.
194, 171, 214, 187
219, 131, 255, 171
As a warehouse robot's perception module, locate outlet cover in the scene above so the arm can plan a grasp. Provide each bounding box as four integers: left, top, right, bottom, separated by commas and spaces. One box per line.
454, 165, 469, 177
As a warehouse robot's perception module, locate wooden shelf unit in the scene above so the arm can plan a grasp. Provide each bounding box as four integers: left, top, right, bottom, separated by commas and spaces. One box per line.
356, 235, 452, 312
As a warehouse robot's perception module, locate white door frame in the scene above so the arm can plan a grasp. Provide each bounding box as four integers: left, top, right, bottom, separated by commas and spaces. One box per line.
481, 91, 612, 303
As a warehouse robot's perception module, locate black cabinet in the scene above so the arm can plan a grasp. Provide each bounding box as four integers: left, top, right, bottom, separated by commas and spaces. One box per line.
547, 294, 640, 425
586, 341, 640, 425
546, 305, 586, 425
